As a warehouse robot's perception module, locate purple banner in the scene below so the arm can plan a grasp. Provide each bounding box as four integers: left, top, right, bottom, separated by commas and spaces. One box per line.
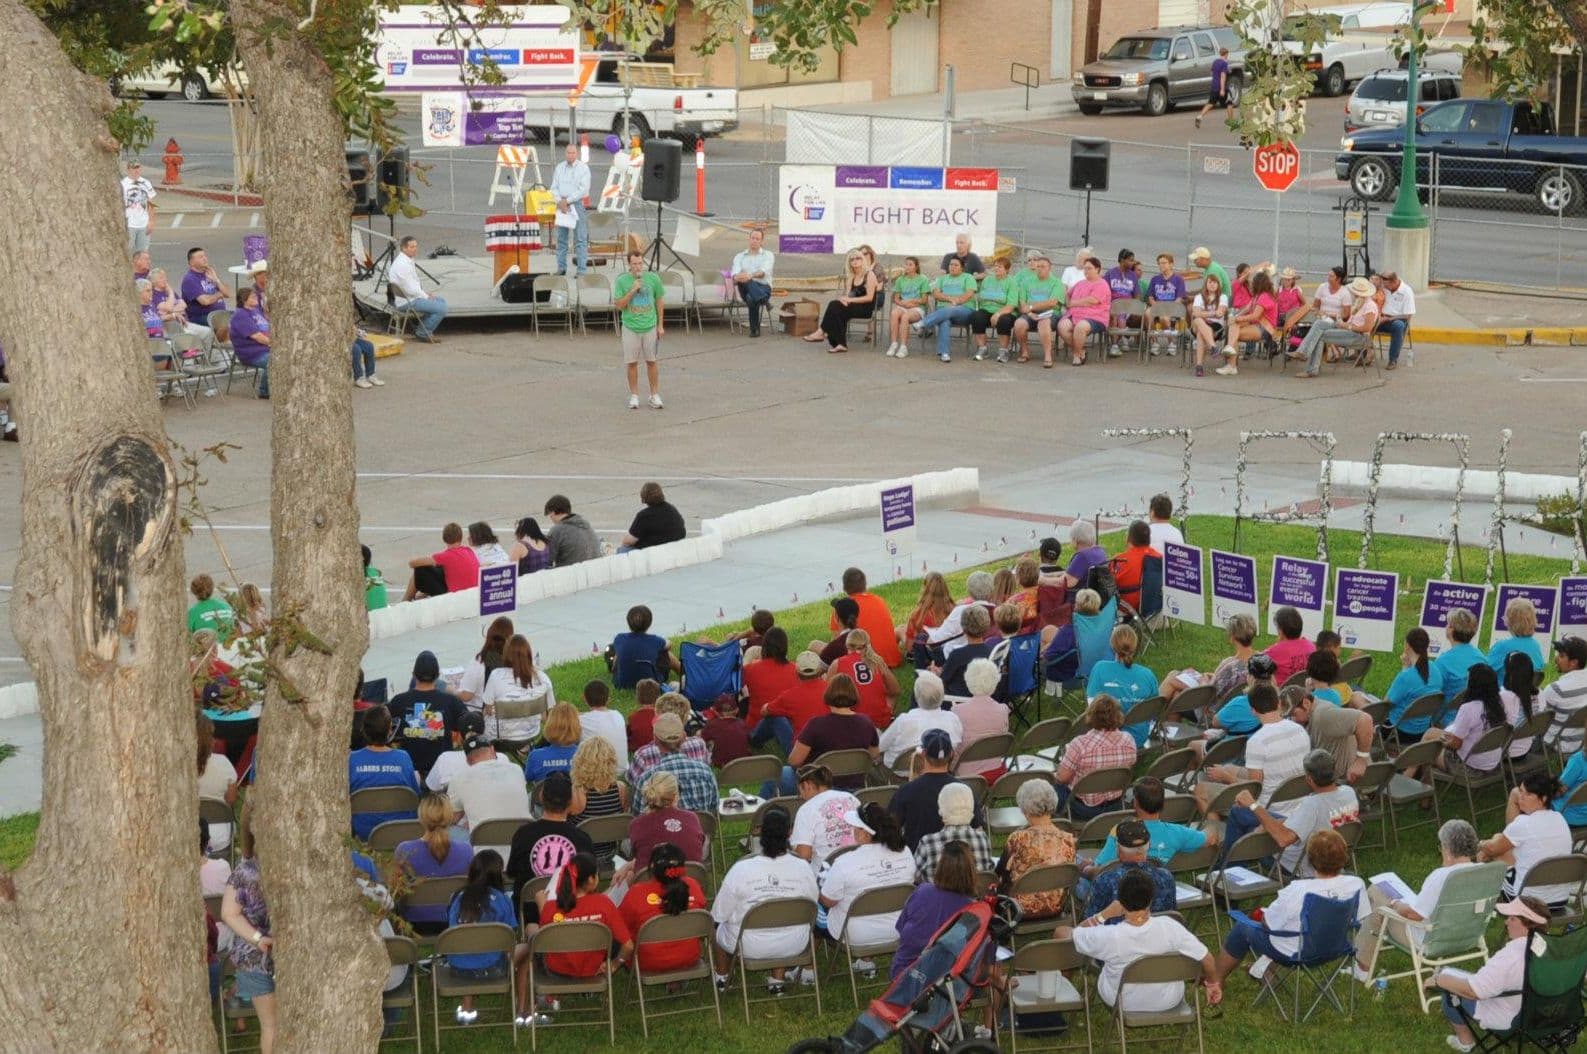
1210, 550, 1257, 604
465, 109, 524, 145
478, 564, 517, 617
835, 165, 889, 188
1270, 554, 1328, 638
1333, 568, 1399, 651
880, 485, 915, 531
779, 234, 834, 254
1419, 580, 1489, 658
1559, 577, 1587, 635
1493, 583, 1558, 639
1162, 541, 1205, 625
413, 48, 462, 64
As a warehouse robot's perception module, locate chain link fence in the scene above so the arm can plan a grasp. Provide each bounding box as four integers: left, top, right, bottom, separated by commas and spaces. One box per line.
1427, 154, 1587, 290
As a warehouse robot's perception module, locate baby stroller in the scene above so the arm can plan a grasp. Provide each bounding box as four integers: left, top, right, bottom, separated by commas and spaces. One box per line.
786, 894, 1021, 1054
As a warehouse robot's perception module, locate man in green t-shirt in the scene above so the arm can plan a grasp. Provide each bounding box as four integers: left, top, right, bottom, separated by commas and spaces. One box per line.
1011, 253, 1065, 366
613, 251, 666, 410
1189, 246, 1230, 303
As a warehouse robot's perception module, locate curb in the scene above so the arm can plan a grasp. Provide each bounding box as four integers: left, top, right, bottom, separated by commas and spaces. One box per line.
1414, 326, 1587, 347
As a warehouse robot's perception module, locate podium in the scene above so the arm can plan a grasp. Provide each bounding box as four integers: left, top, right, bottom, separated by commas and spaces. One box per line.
484, 214, 551, 282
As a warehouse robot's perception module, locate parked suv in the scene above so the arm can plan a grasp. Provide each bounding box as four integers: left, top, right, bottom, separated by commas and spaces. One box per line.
1344, 66, 1462, 131
1073, 25, 1245, 117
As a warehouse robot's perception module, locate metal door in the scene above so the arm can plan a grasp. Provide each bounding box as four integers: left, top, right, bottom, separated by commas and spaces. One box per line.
890, 9, 940, 96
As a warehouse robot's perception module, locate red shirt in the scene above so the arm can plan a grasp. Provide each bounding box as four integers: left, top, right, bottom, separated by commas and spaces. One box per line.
627, 707, 657, 756
765, 678, 830, 738
538, 892, 630, 977
742, 659, 800, 730
701, 715, 751, 768
1265, 637, 1316, 685
432, 545, 481, 592
830, 653, 894, 730
618, 878, 708, 972
829, 592, 902, 667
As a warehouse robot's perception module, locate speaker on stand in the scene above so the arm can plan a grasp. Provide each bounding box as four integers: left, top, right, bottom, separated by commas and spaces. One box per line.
362, 146, 435, 289
1069, 138, 1110, 248
639, 139, 690, 274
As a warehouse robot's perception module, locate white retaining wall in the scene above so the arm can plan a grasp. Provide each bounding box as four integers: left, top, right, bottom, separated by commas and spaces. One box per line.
1331, 461, 1579, 502
699, 467, 980, 542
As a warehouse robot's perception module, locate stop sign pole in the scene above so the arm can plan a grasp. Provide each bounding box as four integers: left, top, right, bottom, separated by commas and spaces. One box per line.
1254, 141, 1301, 270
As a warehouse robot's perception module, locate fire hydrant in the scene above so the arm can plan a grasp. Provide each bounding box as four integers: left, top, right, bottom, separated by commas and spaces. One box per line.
162, 138, 184, 186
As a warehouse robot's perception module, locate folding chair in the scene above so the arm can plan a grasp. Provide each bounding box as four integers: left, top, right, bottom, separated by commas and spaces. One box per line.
664, 267, 705, 331
1144, 299, 1188, 363
1456, 923, 1587, 1052
1200, 830, 1281, 916
953, 732, 1015, 778
813, 747, 877, 787
1008, 716, 1074, 773
1113, 953, 1206, 1053
1105, 298, 1147, 360
632, 909, 720, 1036
1235, 891, 1362, 1023
1000, 631, 1045, 730
832, 883, 913, 1006
1166, 842, 1223, 942
381, 935, 422, 1054
524, 919, 616, 1048
679, 641, 742, 709
718, 754, 783, 795
1009, 863, 1083, 941
430, 922, 518, 1050
177, 333, 228, 398
1266, 774, 1313, 811
744, 795, 804, 855
384, 284, 423, 336
1143, 747, 1197, 790
1359, 860, 1504, 1012
727, 897, 821, 1023
367, 818, 423, 854
1063, 767, 1133, 823
1196, 779, 1261, 820
1562, 784, 1587, 851
1515, 854, 1587, 931
1547, 710, 1587, 773
1383, 738, 1443, 843
658, 269, 692, 333
986, 770, 1055, 841
398, 875, 468, 939
531, 274, 576, 337
1156, 685, 1217, 753
577, 814, 633, 876
855, 785, 897, 811
1118, 697, 1168, 755
1390, 691, 1447, 744
1338, 653, 1374, 687
1073, 809, 1135, 855
843, 292, 884, 347
1188, 734, 1248, 793
1351, 760, 1397, 851
351, 786, 420, 836
491, 697, 549, 761
216, 954, 259, 1054
1280, 669, 1309, 690
1504, 711, 1555, 787
575, 273, 618, 334
1007, 938, 1092, 1054
1432, 724, 1514, 823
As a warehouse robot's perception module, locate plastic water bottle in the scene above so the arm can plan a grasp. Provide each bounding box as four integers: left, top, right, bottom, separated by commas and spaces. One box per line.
1373, 978, 1389, 1001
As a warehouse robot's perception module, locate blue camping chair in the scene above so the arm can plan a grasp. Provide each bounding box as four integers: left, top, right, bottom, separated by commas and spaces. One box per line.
1122, 554, 1165, 655
995, 632, 1043, 730
679, 641, 742, 710
1230, 891, 1362, 1023
1041, 597, 1118, 714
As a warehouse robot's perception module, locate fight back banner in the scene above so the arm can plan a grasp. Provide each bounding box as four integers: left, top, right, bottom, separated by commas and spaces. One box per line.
778, 165, 999, 255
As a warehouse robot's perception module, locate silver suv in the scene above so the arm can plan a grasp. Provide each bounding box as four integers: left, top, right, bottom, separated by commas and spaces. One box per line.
1344, 67, 1462, 132
1073, 26, 1245, 117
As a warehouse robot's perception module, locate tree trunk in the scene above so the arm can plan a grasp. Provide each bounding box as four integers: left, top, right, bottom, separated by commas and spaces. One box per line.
0, 2, 209, 1050
230, 1, 384, 1051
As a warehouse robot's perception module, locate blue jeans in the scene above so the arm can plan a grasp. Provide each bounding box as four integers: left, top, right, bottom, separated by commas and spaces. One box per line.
1377, 318, 1408, 364
1442, 992, 1476, 1028
736, 280, 771, 333
555, 205, 589, 275
1222, 918, 1285, 963
407, 296, 448, 339
1219, 804, 1283, 867
351, 338, 376, 379
242, 356, 271, 397
1053, 783, 1124, 821
917, 306, 974, 358
749, 715, 793, 757
760, 764, 799, 799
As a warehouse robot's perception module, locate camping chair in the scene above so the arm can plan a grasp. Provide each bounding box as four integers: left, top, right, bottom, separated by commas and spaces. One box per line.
1359, 860, 1505, 1012
632, 909, 721, 1036
1007, 938, 1092, 1054
531, 274, 576, 337
575, 273, 618, 334
727, 897, 821, 1023
1009, 863, 1083, 940
524, 919, 616, 1048
1515, 854, 1587, 930
1123, 555, 1165, 652
430, 922, 518, 1050
1000, 631, 1044, 730
832, 883, 913, 1006
1432, 724, 1515, 823
1456, 923, 1587, 1052
367, 818, 423, 854
1113, 953, 1207, 1054
679, 641, 742, 709
381, 935, 422, 1054
1234, 890, 1362, 1023
953, 732, 1015, 778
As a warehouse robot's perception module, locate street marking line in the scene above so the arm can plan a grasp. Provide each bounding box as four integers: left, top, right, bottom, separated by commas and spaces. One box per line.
1518, 377, 1587, 383
355, 472, 874, 482
209, 212, 223, 228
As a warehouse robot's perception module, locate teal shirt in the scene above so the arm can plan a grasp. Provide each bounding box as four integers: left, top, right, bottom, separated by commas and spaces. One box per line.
1021, 275, 1065, 311
894, 274, 930, 304
976, 273, 1013, 311
933, 273, 973, 301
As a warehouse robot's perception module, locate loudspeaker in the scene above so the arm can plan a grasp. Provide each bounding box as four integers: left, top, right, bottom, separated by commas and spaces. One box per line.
1070, 138, 1110, 192
376, 147, 410, 211
641, 139, 682, 203
346, 148, 375, 215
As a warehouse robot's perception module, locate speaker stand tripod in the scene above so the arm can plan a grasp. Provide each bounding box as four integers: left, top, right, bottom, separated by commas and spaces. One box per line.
368, 212, 439, 291
642, 202, 691, 275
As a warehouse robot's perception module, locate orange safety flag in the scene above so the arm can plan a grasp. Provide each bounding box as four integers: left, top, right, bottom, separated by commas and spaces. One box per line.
567, 57, 599, 105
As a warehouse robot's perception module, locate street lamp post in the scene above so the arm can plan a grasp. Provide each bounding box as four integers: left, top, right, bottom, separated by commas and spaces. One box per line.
1382, 0, 1434, 286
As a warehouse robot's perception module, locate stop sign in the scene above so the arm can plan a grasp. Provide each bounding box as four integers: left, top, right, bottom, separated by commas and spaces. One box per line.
1253, 141, 1301, 192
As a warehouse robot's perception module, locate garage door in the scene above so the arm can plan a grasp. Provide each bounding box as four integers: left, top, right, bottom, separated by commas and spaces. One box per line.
890, 9, 939, 96
1157, 0, 1198, 24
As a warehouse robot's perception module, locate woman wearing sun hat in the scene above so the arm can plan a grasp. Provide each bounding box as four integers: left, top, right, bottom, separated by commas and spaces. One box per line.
1292, 275, 1380, 378
1433, 894, 1553, 1052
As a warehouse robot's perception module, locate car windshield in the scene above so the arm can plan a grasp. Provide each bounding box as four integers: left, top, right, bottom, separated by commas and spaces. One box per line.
1103, 37, 1170, 60
1356, 78, 1408, 101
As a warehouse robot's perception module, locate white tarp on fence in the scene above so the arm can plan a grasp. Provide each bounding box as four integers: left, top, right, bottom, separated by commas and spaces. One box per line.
784, 110, 950, 167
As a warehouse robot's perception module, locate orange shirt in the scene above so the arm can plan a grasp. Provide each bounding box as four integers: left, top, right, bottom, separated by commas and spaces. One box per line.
830, 592, 901, 667
1112, 545, 1161, 609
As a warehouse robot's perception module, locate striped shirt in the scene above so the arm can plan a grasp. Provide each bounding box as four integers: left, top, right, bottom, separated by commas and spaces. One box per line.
1543, 670, 1587, 755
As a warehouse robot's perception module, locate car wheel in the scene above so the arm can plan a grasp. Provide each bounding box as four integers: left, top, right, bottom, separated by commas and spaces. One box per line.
612, 113, 652, 143
1349, 156, 1395, 201
1226, 75, 1244, 107
1078, 103, 1104, 116
1144, 81, 1169, 117
1537, 169, 1583, 215
181, 74, 209, 102
1323, 64, 1347, 97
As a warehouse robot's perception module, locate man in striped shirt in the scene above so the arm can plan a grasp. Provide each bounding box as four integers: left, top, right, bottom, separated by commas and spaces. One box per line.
1542, 636, 1587, 755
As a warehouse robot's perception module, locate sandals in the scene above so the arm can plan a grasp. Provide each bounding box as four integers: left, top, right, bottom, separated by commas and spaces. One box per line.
828, 345, 847, 354
801, 332, 825, 343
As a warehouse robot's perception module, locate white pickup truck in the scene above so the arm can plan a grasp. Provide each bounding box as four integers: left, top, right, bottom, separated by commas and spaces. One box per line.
548, 58, 739, 142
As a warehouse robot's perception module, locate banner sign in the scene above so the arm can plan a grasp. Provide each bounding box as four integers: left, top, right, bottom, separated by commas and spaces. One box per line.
778, 164, 999, 255
1419, 580, 1489, 658
376, 5, 580, 92
1491, 583, 1558, 658
1209, 550, 1259, 627
479, 564, 518, 617
422, 94, 528, 146
1333, 568, 1399, 652
1269, 555, 1329, 640
1162, 541, 1206, 625
880, 484, 916, 558
1557, 576, 1587, 644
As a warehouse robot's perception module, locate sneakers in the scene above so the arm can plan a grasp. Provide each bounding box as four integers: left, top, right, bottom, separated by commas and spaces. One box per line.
455, 1006, 478, 1025
1351, 963, 1373, 985
895, 345, 909, 359
648, 393, 664, 409
714, 973, 731, 993
1215, 364, 1238, 376
1108, 342, 1121, 358
1194, 363, 1205, 377
354, 377, 373, 389
973, 348, 985, 361
368, 375, 385, 387
851, 958, 877, 978
514, 1012, 553, 1027
909, 322, 924, 336
939, 353, 951, 363
1447, 1037, 1476, 1053
766, 979, 786, 997
885, 342, 900, 357
791, 967, 818, 985
627, 394, 640, 409
995, 349, 1009, 364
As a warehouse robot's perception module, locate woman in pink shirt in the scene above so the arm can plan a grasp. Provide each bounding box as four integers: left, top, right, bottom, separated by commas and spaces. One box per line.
1057, 256, 1111, 367
953, 658, 1011, 780
1217, 269, 1279, 377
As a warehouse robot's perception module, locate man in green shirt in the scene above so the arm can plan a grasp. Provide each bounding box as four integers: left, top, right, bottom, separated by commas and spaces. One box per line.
613, 251, 666, 410
1011, 253, 1065, 366
1189, 246, 1231, 302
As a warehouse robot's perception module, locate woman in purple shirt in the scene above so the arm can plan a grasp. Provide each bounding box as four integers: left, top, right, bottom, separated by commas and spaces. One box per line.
229, 286, 272, 398
136, 279, 165, 337
892, 840, 978, 979
394, 792, 474, 927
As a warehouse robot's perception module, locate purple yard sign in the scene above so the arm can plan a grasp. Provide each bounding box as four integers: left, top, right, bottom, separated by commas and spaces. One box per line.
1161, 541, 1206, 625
1491, 583, 1558, 658
879, 484, 916, 557
478, 564, 517, 618
1558, 576, 1587, 642
1419, 580, 1490, 658
1333, 568, 1399, 652
1209, 549, 1259, 626
1269, 555, 1329, 639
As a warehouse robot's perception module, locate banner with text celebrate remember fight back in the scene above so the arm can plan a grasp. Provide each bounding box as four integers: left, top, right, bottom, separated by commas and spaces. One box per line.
778, 164, 999, 255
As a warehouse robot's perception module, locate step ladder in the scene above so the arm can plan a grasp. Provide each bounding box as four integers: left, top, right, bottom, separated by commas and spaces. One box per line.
487, 145, 544, 208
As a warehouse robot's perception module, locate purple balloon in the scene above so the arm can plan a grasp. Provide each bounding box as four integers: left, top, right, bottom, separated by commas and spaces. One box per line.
605, 134, 623, 154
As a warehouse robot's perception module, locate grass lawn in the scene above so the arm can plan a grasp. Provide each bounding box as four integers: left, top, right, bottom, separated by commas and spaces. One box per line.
4, 517, 1575, 1052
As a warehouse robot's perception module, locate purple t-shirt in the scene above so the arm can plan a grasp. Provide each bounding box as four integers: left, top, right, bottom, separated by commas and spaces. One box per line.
230, 307, 271, 366
1147, 274, 1186, 302
181, 268, 226, 323
1103, 267, 1140, 300
394, 838, 474, 922
1212, 57, 1229, 93
1067, 544, 1108, 587
892, 883, 975, 979
141, 302, 165, 337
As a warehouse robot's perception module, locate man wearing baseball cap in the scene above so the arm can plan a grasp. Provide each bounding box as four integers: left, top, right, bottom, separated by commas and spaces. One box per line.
887, 726, 978, 850
121, 159, 156, 254
1433, 894, 1552, 1050
1541, 635, 1587, 757
1187, 246, 1229, 301
635, 714, 719, 813
1079, 819, 1176, 921
760, 651, 831, 747
444, 729, 530, 853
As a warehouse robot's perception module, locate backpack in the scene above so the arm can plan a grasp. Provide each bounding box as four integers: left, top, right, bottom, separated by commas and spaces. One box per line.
1085, 560, 1118, 605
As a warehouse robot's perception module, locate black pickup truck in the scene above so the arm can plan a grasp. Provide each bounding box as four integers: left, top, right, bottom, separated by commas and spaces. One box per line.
1335, 98, 1587, 213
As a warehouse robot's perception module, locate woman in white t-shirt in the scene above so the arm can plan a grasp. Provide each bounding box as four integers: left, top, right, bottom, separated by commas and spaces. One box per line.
196, 714, 239, 853
1480, 773, 1575, 904
457, 617, 513, 704
479, 634, 555, 746
1188, 273, 1229, 378
1355, 818, 1484, 973
1312, 266, 1353, 323
790, 765, 860, 875
467, 521, 511, 569
711, 806, 819, 993
820, 804, 914, 955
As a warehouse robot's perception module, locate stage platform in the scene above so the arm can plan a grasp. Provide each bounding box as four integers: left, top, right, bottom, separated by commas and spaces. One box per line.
356, 255, 559, 322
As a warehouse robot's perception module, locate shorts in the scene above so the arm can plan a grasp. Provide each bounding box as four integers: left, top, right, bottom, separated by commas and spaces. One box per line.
448, 962, 508, 981
1018, 311, 1054, 328
412, 565, 449, 597
622, 328, 659, 364
1067, 317, 1106, 335
234, 968, 276, 1000
1208, 91, 1229, 107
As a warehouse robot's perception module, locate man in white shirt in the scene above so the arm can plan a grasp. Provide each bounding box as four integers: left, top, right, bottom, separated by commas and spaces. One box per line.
121, 160, 157, 254
1542, 636, 1587, 755
388, 235, 447, 342
1197, 683, 1310, 857
549, 143, 591, 277
1063, 869, 1221, 1014
1147, 494, 1184, 551
445, 734, 530, 856
425, 712, 485, 792
730, 228, 775, 337
1376, 270, 1416, 370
